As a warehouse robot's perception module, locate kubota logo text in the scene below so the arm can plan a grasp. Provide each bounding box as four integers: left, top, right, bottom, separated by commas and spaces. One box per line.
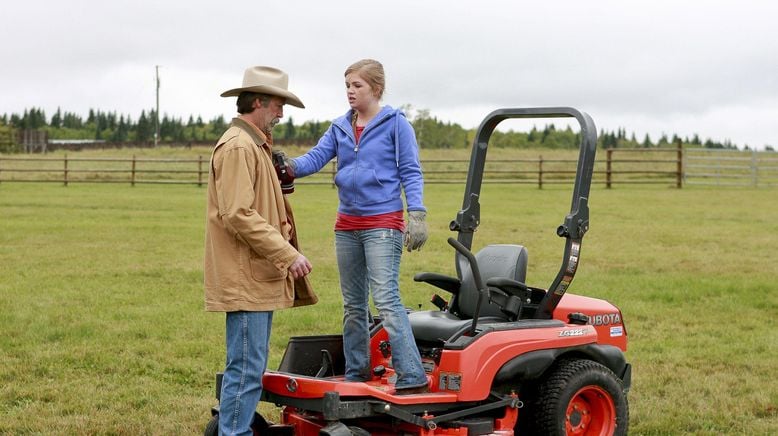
588, 313, 621, 326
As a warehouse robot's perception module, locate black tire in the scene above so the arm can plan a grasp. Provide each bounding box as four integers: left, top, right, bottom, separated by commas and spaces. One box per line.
532, 358, 628, 435
204, 414, 219, 436
205, 411, 271, 435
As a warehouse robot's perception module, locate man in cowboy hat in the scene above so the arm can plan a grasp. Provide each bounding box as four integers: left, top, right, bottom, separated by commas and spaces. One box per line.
204, 66, 317, 435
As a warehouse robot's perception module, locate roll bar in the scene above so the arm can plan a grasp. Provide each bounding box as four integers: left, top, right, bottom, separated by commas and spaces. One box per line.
448, 107, 597, 320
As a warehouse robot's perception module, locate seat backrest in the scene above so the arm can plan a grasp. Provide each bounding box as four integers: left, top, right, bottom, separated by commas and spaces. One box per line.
454, 244, 528, 319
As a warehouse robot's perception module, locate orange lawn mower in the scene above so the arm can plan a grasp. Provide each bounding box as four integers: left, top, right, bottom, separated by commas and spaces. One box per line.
206, 107, 630, 435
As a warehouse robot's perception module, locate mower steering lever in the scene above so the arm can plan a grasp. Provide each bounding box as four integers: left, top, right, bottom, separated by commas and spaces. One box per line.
447, 237, 487, 335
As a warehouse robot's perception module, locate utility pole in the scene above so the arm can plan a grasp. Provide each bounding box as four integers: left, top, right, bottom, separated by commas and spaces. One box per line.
154, 65, 160, 147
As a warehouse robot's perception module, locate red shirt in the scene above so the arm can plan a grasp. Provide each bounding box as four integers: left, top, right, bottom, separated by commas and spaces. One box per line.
354, 125, 365, 144
335, 211, 405, 232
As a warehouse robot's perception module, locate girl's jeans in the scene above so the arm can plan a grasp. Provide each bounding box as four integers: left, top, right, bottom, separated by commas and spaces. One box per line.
335, 229, 427, 388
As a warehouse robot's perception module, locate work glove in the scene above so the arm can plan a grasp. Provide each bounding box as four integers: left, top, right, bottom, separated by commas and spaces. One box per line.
404, 211, 428, 252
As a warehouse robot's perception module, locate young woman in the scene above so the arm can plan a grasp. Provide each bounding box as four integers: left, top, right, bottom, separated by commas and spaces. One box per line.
291, 59, 429, 393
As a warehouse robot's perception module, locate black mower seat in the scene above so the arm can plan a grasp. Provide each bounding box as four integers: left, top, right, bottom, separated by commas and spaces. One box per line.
408, 311, 506, 344
410, 244, 528, 344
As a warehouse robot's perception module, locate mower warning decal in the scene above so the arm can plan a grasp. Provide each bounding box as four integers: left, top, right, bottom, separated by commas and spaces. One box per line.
566, 242, 581, 274
553, 275, 574, 295
610, 326, 624, 337
439, 372, 462, 391
567, 254, 579, 272
570, 242, 580, 257
554, 280, 570, 296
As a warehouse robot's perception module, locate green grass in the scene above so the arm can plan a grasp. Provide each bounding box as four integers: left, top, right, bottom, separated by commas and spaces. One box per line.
1, 179, 777, 434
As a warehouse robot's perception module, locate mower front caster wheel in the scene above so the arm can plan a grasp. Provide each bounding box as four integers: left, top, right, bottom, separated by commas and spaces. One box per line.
204, 412, 277, 436
204, 415, 218, 436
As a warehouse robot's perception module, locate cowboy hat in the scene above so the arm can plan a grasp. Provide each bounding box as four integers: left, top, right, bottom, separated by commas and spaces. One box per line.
221, 66, 304, 108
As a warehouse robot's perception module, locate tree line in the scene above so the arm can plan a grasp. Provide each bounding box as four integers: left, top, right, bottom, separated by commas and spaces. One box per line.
0, 107, 330, 145
1, 106, 766, 152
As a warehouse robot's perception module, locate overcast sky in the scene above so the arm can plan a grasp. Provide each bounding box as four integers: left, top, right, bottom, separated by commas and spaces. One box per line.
2, 0, 776, 149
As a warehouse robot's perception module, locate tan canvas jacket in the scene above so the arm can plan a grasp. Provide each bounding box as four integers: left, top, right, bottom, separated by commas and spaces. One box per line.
204, 118, 317, 311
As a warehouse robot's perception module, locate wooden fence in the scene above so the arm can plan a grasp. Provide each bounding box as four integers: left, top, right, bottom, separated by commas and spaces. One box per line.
0, 146, 775, 188
683, 148, 778, 187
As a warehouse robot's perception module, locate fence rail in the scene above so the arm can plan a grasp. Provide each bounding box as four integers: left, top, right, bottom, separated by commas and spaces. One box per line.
683, 148, 778, 187
1, 146, 776, 188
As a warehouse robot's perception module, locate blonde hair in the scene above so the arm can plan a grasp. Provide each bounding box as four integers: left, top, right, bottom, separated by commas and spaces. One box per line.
345, 59, 385, 99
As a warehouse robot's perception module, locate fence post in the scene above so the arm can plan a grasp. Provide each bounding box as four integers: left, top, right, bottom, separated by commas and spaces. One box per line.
676, 140, 683, 188
751, 149, 758, 187
131, 154, 136, 187
606, 148, 613, 189
64, 154, 68, 186
331, 161, 336, 189
198, 155, 203, 187
538, 155, 543, 189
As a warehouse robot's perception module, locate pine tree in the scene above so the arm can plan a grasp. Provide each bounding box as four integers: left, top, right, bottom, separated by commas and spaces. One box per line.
63, 112, 83, 129
210, 115, 227, 135
136, 110, 151, 142
285, 117, 296, 141
642, 133, 653, 148
51, 107, 62, 128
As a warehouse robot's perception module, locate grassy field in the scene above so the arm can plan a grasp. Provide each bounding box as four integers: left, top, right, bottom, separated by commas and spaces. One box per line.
1, 176, 777, 434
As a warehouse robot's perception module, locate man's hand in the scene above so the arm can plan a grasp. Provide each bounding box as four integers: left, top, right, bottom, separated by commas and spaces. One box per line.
288, 254, 312, 279
403, 211, 428, 252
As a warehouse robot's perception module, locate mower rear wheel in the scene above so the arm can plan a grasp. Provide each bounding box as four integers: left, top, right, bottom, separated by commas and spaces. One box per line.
533, 358, 628, 435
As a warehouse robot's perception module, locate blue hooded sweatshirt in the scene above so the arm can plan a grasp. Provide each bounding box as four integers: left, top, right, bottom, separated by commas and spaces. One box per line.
292, 106, 425, 216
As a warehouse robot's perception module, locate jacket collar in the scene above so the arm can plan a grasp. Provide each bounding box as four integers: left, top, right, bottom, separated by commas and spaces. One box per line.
231, 117, 270, 148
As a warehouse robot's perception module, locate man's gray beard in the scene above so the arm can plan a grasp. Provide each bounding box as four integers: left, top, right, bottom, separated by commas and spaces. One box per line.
263, 118, 281, 136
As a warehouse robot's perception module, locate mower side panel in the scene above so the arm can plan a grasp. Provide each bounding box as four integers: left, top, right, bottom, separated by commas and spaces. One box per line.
433, 324, 599, 401
555, 293, 628, 350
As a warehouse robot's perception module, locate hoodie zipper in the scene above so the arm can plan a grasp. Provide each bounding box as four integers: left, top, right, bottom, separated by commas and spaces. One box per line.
335, 109, 393, 204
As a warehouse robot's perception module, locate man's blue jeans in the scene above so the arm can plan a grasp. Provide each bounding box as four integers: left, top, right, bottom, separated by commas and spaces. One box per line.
335, 229, 427, 389
219, 311, 273, 436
